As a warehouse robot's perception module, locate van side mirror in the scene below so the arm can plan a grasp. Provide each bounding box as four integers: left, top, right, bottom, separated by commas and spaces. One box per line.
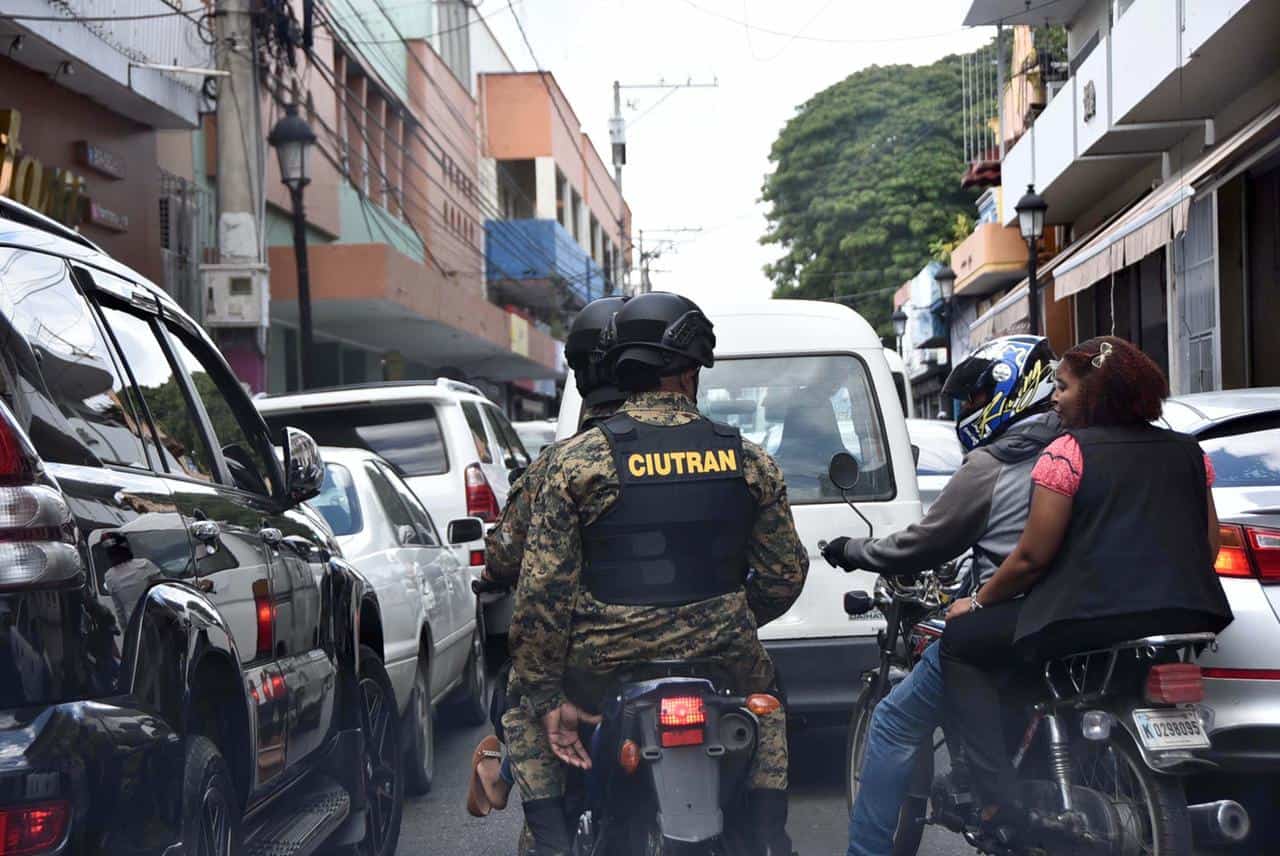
283, 427, 324, 504
827, 452, 861, 492
448, 517, 485, 545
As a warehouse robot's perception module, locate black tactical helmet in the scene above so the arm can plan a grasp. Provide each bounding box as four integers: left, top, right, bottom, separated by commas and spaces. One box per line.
565, 296, 628, 406
607, 292, 715, 389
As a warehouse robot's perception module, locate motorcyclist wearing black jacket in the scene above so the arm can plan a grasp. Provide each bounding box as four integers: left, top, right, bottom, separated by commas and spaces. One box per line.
823, 335, 1060, 856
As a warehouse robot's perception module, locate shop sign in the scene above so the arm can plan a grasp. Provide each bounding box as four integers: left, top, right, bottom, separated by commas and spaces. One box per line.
0, 110, 91, 228
86, 201, 128, 233
75, 141, 126, 180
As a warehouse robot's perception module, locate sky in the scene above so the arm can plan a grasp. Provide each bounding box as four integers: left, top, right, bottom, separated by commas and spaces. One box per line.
483, 0, 993, 306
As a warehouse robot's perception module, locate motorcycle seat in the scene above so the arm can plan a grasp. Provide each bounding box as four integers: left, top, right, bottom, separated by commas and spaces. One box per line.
1046, 632, 1217, 662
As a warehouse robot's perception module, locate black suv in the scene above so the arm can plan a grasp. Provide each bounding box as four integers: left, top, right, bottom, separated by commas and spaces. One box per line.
0, 198, 403, 855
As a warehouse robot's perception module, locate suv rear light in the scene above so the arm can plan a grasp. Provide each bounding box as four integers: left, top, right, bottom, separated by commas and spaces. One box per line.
0, 411, 81, 591
659, 695, 705, 748
1145, 663, 1204, 704
465, 464, 499, 522
0, 800, 70, 855
1215, 523, 1280, 582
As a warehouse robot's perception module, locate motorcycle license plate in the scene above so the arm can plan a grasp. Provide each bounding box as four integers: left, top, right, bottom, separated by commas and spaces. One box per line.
1132, 708, 1210, 750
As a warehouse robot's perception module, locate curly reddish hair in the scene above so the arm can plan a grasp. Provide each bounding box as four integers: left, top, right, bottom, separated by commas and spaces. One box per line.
1060, 336, 1168, 426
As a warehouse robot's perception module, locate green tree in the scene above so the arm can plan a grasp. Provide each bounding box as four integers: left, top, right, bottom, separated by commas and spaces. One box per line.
761, 53, 981, 333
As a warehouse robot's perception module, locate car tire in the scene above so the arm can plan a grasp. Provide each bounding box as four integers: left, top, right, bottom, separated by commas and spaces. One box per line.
404, 654, 435, 796
447, 620, 491, 726
181, 735, 243, 856
356, 645, 405, 856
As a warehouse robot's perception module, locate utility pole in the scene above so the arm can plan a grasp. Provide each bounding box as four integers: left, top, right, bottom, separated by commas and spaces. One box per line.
636, 227, 702, 294
210, 0, 269, 390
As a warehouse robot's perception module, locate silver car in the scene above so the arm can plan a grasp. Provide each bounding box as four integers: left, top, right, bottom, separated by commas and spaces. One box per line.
906, 418, 964, 512
1160, 390, 1280, 814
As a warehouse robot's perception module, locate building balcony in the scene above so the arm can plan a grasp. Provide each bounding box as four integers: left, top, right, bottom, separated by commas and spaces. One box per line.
2, 0, 212, 128
952, 222, 1030, 297
992, 0, 1280, 228
485, 218, 607, 310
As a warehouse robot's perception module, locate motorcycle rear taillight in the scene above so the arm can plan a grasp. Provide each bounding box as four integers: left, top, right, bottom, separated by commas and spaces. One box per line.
1145, 663, 1204, 704
659, 695, 706, 727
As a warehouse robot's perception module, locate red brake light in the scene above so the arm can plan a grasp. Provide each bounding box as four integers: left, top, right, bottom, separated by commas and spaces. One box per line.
0, 417, 28, 485
469, 549, 485, 567
660, 727, 704, 748
1246, 526, 1280, 582
659, 695, 706, 727
465, 464, 500, 522
0, 800, 70, 855
1215, 524, 1253, 578
1145, 663, 1204, 704
253, 579, 274, 658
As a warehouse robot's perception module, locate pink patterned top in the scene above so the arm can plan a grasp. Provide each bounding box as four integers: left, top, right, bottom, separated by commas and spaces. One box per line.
1031, 435, 1216, 497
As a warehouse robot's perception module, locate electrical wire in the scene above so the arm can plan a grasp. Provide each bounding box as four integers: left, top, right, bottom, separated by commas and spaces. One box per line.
680, 0, 962, 44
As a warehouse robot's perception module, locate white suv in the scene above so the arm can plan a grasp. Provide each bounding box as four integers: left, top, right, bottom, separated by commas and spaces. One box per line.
256, 380, 532, 633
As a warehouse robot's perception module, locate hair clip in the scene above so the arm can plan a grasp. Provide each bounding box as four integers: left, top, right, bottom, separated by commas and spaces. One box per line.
1091, 341, 1114, 368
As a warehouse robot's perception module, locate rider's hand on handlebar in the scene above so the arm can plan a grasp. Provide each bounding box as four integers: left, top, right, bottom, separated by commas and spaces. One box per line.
821, 536, 869, 572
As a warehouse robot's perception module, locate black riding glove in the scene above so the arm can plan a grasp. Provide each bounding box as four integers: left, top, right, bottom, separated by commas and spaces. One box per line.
822, 537, 871, 572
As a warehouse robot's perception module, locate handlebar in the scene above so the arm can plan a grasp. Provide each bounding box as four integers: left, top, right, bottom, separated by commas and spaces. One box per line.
472, 577, 512, 596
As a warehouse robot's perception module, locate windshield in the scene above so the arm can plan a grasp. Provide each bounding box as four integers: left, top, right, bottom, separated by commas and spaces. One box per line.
264, 403, 448, 477
1200, 420, 1280, 488
313, 463, 365, 536
698, 354, 893, 503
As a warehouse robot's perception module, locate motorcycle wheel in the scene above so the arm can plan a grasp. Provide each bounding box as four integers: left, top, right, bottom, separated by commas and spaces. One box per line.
1073, 730, 1192, 856
846, 683, 929, 856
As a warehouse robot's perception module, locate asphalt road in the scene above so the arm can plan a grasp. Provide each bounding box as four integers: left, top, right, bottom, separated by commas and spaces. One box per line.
397, 715, 971, 856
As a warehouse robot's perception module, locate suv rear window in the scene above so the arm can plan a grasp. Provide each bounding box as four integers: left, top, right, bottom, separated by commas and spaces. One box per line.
264, 403, 448, 476
698, 354, 894, 503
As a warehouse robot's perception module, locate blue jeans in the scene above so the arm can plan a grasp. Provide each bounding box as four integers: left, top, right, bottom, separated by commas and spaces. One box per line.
847, 641, 945, 856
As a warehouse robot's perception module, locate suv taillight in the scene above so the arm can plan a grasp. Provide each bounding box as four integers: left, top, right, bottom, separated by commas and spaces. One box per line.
465, 464, 499, 522
0, 408, 81, 591
1216, 523, 1280, 582
1145, 663, 1204, 704
0, 800, 70, 855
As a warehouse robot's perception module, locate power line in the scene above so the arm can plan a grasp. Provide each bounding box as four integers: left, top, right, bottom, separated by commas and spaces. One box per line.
679, 0, 963, 45
329, 0, 514, 45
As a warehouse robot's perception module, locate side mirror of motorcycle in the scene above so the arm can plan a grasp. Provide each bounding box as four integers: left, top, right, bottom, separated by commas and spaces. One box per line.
828, 452, 861, 491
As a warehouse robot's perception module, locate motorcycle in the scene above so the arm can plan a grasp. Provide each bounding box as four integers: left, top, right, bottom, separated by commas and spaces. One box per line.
558, 661, 781, 855
823, 451, 1251, 855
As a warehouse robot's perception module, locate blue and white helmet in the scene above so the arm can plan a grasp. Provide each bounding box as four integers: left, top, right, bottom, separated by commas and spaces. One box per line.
943, 335, 1057, 452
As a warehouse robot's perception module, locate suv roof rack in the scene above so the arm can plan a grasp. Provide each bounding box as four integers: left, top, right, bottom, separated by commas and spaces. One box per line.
0, 196, 101, 253
262, 378, 486, 398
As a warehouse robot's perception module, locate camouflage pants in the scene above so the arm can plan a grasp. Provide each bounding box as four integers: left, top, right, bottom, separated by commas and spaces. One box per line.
501, 701, 788, 802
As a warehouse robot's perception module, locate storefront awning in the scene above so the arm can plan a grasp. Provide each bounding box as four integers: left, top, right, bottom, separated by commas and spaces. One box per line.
1053, 103, 1280, 301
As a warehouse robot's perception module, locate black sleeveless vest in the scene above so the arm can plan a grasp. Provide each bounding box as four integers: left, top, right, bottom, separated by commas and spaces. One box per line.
581, 413, 756, 607
1015, 425, 1233, 646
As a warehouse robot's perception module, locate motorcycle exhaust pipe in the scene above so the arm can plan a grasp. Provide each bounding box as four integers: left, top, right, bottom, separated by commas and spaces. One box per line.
1188, 800, 1250, 847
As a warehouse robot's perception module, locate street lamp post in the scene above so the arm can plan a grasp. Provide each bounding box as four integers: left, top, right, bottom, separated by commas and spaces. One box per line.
268, 104, 318, 389
891, 309, 908, 355
1015, 184, 1048, 336
933, 263, 956, 374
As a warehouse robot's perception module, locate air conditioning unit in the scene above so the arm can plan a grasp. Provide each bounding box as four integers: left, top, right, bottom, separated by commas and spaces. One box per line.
202, 264, 269, 328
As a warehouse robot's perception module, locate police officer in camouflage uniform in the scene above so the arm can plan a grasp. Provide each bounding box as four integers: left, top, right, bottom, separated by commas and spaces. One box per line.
503, 291, 808, 856
466, 297, 628, 817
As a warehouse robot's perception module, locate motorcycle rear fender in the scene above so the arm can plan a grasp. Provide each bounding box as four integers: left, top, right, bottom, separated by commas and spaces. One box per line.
637, 703, 725, 843
1100, 697, 1219, 775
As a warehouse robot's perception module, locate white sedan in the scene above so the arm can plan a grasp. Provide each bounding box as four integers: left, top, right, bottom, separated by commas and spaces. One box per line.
310, 446, 491, 794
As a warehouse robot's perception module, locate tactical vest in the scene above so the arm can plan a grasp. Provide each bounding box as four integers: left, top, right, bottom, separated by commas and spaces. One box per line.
582, 413, 756, 607
1015, 425, 1233, 647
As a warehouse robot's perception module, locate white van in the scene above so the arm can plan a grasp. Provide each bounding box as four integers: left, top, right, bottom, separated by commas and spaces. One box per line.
556, 300, 921, 718
883, 348, 915, 418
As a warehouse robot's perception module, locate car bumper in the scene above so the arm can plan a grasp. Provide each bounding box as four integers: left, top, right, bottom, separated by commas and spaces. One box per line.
0, 699, 184, 854
1202, 676, 1280, 772
764, 636, 879, 721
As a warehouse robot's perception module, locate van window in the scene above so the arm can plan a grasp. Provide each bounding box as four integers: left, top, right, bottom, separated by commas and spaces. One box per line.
699, 354, 894, 503
484, 404, 530, 468
461, 401, 493, 463
0, 250, 150, 469
264, 403, 448, 476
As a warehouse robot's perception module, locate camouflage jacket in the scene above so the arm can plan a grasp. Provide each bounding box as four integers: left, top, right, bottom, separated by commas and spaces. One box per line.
483, 403, 617, 583
508, 390, 808, 715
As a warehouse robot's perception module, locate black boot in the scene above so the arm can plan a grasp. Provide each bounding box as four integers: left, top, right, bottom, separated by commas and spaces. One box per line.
522, 797, 571, 856
749, 789, 795, 856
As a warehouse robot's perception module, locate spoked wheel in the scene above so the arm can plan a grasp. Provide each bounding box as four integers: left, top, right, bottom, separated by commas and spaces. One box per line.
357, 645, 405, 856
1073, 731, 1191, 856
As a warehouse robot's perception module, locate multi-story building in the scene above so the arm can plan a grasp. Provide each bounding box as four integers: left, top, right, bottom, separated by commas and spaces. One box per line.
0, 0, 213, 293
959, 0, 1280, 392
